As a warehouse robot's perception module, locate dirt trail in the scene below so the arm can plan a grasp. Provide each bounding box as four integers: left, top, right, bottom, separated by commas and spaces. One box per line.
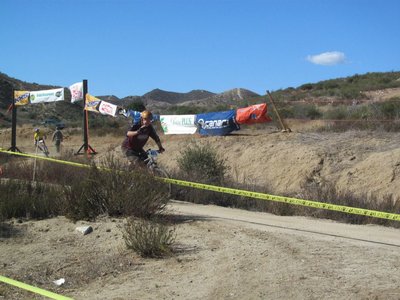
1, 201, 399, 300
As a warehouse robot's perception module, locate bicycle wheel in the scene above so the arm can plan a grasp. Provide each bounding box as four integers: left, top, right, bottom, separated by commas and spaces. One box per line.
151, 166, 173, 197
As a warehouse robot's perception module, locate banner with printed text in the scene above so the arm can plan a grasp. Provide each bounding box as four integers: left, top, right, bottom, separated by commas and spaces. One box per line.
69, 82, 83, 103
14, 91, 30, 106
99, 101, 118, 117
29, 88, 64, 104
160, 115, 197, 134
196, 110, 240, 136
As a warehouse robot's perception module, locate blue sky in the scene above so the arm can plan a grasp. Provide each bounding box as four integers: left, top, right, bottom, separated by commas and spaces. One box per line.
1, 0, 399, 98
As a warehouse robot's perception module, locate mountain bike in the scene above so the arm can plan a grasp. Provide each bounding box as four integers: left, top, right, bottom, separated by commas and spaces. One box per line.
35, 139, 50, 157
144, 149, 172, 196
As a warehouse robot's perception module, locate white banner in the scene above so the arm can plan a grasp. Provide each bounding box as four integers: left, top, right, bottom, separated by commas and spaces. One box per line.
29, 88, 64, 104
160, 115, 197, 134
69, 82, 83, 103
98, 101, 118, 117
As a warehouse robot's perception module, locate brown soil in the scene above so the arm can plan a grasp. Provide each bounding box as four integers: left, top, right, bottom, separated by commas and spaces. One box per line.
1, 126, 400, 299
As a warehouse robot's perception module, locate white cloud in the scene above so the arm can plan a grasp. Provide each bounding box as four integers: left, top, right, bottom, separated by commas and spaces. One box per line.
306, 51, 346, 66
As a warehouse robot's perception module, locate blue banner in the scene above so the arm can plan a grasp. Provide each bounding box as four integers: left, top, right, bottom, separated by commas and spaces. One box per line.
195, 110, 240, 136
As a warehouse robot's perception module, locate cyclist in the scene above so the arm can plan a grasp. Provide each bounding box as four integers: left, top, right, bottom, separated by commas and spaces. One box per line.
33, 128, 49, 155
121, 110, 165, 166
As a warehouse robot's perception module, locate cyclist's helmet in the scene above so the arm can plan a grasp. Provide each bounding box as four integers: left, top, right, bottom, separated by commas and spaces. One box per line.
140, 110, 152, 120
34, 128, 40, 132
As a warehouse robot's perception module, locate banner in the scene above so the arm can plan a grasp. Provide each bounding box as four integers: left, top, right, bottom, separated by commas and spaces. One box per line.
85, 94, 101, 112
29, 88, 64, 104
196, 110, 240, 136
69, 82, 83, 103
160, 115, 197, 134
98, 101, 118, 117
235, 103, 272, 125
14, 91, 30, 106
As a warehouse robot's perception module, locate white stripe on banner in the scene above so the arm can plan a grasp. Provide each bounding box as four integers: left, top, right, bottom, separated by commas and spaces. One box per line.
29, 88, 64, 104
160, 115, 197, 134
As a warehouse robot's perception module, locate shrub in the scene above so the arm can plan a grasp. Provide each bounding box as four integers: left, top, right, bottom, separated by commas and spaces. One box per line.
62, 155, 169, 221
1, 152, 169, 222
177, 142, 228, 184
305, 105, 322, 119
0, 180, 62, 219
323, 105, 348, 120
375, 99, 400, 119
123, 217, 176, 257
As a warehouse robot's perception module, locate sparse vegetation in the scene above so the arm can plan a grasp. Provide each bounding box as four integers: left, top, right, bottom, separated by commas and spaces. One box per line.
0, 154, 169, 221
177, 142, 228, 184
123, 217, 176, 258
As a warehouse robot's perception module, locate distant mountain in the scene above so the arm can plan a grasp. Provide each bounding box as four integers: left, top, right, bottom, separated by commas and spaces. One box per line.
143, 88, 215, 104
178, 88, 260, 108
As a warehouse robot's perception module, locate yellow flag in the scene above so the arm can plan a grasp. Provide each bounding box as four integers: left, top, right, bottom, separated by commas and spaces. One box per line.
14, 91, 30, 106
85, 94, 101, 112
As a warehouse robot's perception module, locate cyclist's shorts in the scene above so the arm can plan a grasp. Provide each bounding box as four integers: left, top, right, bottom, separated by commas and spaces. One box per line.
125, 149, 148, 163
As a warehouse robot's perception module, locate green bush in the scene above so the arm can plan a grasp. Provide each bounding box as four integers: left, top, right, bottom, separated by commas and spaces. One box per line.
375, 99, 400, 119
123, 217, 176, 257
177, 142, 228, 184
323, 105, 348, 120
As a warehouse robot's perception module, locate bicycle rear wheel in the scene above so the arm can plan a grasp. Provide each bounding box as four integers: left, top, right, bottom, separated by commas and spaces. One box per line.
151, 166, 173, 197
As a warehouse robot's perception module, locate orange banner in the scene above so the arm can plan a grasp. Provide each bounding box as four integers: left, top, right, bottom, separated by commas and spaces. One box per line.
235, 103, 272, 125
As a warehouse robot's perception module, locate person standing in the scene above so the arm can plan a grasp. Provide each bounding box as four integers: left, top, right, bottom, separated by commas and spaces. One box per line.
52, 126, 64, 153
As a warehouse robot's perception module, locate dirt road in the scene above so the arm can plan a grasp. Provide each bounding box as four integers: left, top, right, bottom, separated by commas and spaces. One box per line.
1, 201, 399, 300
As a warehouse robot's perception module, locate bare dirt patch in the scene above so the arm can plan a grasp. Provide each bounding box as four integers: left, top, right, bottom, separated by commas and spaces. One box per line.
1, 202, 400, 299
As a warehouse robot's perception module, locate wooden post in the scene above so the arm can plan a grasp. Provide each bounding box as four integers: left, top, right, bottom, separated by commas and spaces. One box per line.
75, 80, 96, 155
267, 90, 291, 132
7, 89, 21, 152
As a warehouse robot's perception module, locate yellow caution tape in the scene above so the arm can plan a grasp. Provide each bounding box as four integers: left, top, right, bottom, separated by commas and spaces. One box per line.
0, 275, 73, 300
0, 148, 91, 168
161, 178, 400, 222
2, 148, 400, 222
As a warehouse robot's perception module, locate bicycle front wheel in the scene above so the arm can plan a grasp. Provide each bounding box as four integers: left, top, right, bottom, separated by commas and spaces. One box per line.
152, 166, 173, 198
